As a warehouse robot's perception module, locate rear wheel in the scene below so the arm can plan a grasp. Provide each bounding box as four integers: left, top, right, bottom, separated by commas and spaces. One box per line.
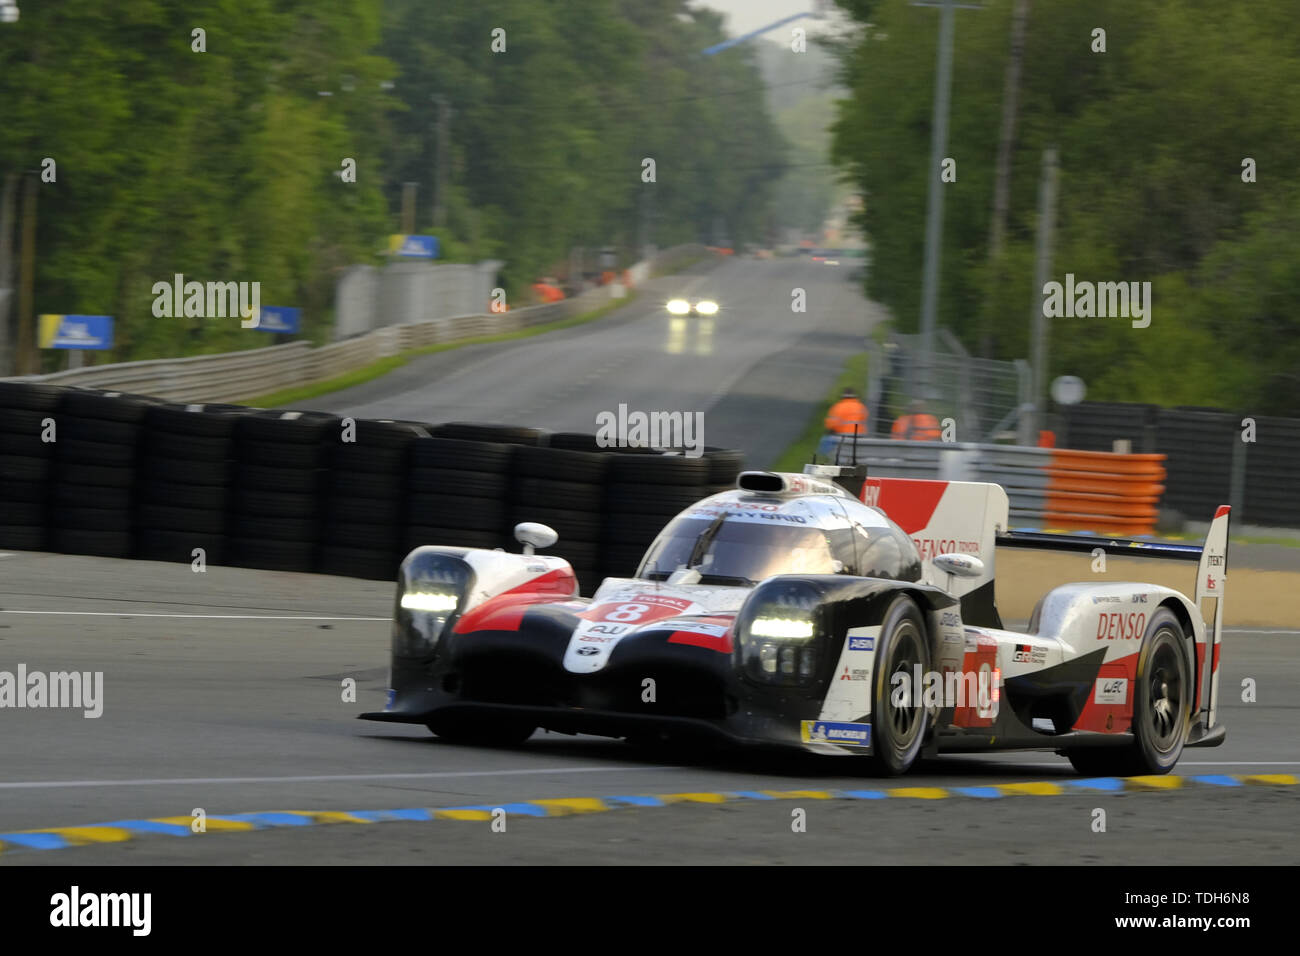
867, 596, 931, 776
1066, 608, 1191, 776
426, 715, 536, 747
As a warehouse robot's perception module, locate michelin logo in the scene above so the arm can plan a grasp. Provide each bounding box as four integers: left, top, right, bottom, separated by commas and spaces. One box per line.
802, 720, 872, 747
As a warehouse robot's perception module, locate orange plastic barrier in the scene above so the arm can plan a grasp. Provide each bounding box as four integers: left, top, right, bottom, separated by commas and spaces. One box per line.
1044, 449, 1167, 534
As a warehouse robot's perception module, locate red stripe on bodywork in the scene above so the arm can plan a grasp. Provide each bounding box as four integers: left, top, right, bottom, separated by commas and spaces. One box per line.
861, 478, 949, 534
667, 630, 733, 652
1214, 505, 1231, 519
452, 568, 578, 634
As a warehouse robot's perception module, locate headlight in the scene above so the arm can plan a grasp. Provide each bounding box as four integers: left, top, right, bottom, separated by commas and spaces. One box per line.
694, 299, 719, 315
666, 298, 691, 315
737, 580, 823, 687
393, 550, 474, 658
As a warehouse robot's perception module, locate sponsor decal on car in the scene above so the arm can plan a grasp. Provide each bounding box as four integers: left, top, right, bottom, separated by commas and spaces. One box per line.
838, 665, 870, 681
848, 636, 874, 651
1095, 677, 1129, 704
1092, 594, 1123, 604
1097, 611, 1146, 640
801, 720, 872, 746
1011, 643, 1047, 665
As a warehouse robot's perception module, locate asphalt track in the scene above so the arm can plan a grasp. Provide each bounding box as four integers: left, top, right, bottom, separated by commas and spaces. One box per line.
1, 258, 1296, 865
310, 256, 881, 469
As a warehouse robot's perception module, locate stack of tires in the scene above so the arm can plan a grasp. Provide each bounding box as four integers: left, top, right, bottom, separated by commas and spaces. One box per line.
405, 438, 514, 553
702, 447, 745, 495
428, 422, 545, 446
0, 382, 63, 552
508, 445, 610, 592
600, 453, 712, 580
229, 410, 339, 572
135, 403, 250, 565
49, 389, 160, 558
320, 419, 428, 580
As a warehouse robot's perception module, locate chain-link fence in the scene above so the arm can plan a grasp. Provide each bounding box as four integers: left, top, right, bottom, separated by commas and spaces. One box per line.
866, 329, 1029, 443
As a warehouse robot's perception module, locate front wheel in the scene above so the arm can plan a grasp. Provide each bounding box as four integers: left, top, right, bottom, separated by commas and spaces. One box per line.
867, 595, 931, 776
1066, 608, 1192, 776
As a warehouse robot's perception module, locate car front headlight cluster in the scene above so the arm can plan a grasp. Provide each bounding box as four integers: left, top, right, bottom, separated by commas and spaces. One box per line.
392, 551, 474, 658
737, 581, 823, 687
694, 299, 719, 315
666, 298, 691, 315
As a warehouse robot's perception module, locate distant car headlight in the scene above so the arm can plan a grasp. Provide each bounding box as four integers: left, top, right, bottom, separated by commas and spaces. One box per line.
694, 299, 719, 315
666, 298, 691, 315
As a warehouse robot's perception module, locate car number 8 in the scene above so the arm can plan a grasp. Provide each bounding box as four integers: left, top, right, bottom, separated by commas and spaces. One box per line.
606, 603, 651, 622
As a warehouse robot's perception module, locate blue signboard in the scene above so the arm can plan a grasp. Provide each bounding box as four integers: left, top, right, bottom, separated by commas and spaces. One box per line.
388, 234, 439, 259
38, 314, 114, 350
253, 306, 301, 334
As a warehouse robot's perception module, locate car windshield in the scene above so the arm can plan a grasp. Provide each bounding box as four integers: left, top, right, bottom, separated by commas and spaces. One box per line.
639, 516, 838, 585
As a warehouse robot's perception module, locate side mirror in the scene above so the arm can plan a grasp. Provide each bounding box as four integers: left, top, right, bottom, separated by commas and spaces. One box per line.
514, 522, 558, 556
933, 553, 985, 578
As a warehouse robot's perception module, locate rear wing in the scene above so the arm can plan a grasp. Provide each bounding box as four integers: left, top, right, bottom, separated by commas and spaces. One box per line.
999, 506, 1231, 733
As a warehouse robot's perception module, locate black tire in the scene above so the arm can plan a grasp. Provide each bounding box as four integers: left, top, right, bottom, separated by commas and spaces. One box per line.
0, 525, 46, 550
429, 422, 545, 446
605, 482, 708, 513
0, 454, 52, 482
604, 513, 676, 542
867, 595, 931, 776
319, 521, 402, 549
233, 488, 320, 518
136, 530, 227, 565
145, 403, 250, 437
228, 537, 316, 572
0, 408, 52, 435
49, 527, 133, 557
0, 382, 64, 411
231, 514, 319, 542
52, 483, 132, 511
142, 431, 232, 462
236, 410, 340, 444
322, 496, 403, 525
55, 438, 136, 467
337, 419, 430, 448
411, 437, 516, 472
408, 494, 505, 531
61, 390, 159, 422
136, 479, 230, 511
331, 442, 409, 474
0, 433, 49, 457
407, 467, 507, 498
236, 438, 327, 469
136, 505, 227, 535
608, 454, 709, 486
406, 526, 504, 550
236, 464, 319, 493
142, 456, 234, 487
319, 544, 401, 581
2, 501, 45, 524
511, 446, 608, 483
513, 476, 603, 510
52, 462, 134, 488
426, 714, 536, 746
330, 470, 406, 500
1066, 608, 1192, 776
58, 417, 141, 445
702, 447, 745, 484
50, 505, 133, 532
546, 432, 661, 455
0, 478, 46, 502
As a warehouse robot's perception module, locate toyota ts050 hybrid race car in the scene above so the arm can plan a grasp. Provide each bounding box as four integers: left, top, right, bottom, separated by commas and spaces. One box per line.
665, 297, 719, 316
361, 463, 1230, 776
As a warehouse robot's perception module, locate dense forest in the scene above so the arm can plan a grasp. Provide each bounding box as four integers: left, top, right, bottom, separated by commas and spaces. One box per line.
0, 0, 787, 365
830, 0, 1300, 413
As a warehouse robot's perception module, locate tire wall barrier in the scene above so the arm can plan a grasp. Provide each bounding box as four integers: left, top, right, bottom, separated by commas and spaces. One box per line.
0, 384, 744, 594
1062, 402, 1297, 526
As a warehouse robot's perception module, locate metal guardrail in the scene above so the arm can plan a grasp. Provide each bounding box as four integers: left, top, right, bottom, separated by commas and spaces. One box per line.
2, 245, 711, 404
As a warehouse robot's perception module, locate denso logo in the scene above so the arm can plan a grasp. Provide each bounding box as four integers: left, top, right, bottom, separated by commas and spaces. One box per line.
1097, 612, 1146, 640
913, 538, 980, 560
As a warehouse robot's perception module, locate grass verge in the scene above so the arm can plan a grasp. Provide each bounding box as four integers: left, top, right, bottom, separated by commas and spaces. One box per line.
238, 292, 638, 408
769, 350, 870, 472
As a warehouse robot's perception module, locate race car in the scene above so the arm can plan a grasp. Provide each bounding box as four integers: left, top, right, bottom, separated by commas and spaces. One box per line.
361, 463, 1229, 776
665, 297, 719, 316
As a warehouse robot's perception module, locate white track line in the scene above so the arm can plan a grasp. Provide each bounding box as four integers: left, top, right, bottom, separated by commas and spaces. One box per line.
0, 765, 682, 790
0, 610, 387, 621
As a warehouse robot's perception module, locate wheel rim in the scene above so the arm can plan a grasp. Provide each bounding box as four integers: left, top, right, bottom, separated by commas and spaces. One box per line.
885, 621, 923, 747
1147, 633, 1186, 754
